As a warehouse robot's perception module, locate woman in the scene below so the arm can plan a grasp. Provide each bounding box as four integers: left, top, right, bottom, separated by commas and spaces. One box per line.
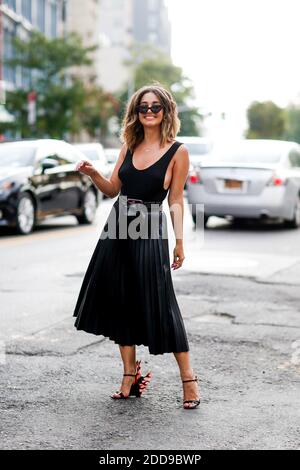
73, 84, 200, 409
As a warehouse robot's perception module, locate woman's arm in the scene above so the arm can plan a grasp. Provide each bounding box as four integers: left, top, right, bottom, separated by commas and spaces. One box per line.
167, 144, 190, 270
76, 144, 127, 198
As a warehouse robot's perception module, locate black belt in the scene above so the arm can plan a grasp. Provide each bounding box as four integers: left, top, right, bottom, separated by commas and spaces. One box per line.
119, 197, 163, 211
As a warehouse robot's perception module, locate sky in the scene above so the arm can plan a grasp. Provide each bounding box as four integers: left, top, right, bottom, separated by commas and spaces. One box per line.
165, 0, 300, 137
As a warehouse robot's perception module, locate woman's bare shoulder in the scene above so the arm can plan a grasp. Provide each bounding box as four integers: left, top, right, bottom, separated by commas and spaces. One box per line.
171, 143, 189, 170
119, 142, 129, 158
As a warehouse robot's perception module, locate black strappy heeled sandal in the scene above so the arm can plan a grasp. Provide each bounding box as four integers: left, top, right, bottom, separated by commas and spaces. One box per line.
182, 376, 201, 409
111, 360, 152, 399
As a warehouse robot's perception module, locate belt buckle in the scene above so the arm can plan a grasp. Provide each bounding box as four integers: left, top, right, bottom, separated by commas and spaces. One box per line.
126, 198, 143, 216
127, 198, 143, 205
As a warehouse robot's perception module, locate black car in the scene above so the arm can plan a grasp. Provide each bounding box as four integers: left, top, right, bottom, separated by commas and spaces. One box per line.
0, 139, 101, 234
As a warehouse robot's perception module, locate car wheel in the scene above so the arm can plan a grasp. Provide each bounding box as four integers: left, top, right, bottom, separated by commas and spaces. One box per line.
15, 193, 36, 235
192, 213, 209, 227
76, 188, 97, 224
232, 217, 247, 226
284, 196, 300, 229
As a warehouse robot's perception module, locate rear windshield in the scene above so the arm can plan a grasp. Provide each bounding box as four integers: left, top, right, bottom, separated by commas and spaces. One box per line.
184, 143, 210, 155
210, 142, 283, 163
78, 149, 98, 160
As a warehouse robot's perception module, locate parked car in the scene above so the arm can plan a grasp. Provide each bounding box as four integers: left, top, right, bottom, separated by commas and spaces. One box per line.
74, 142, 110, 178
75, 143, 113, 199
178, 136, 212, 167
187, 139, 300, 228
104, 147, 121, 178
0, 139, 101, 235
178, 136, 212, 189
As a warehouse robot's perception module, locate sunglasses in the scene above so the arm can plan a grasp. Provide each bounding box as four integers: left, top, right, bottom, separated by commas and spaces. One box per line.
136, 104, 163, 114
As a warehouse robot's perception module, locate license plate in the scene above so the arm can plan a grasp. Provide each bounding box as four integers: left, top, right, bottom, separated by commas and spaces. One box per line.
224, 179, 242, 189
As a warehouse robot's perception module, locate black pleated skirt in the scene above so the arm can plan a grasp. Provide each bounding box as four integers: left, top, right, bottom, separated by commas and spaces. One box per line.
73, 196, 189, 355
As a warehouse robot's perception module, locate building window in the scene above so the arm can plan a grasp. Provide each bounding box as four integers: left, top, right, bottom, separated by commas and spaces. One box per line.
5, 0, 16, 12
37, 0, 46, 32
3, 28, 17, 85
50, 3, 57, 37
21, 0, 32, 22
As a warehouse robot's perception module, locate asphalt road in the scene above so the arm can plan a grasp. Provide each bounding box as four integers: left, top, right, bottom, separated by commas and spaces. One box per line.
0, 197, 299, 450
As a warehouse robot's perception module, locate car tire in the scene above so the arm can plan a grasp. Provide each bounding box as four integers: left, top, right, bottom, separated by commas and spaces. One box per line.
15, 193, 36, 235
284, 196, 300, 229
76, 187, 97, 225
231, 217, 247, 226
192, 213, 209, 227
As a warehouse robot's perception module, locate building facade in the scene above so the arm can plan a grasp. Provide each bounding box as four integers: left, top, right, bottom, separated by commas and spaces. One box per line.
67, 0, 101, 85
97, 0, 171, 92
132, 0, 170, 56
0, 0, 66, 91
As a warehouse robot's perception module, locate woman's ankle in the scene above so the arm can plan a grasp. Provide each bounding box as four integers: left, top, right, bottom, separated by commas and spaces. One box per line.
180, 368, 195, 381
123, 365, 137, 375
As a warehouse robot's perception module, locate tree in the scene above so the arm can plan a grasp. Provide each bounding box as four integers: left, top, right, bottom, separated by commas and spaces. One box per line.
79, 87, 120, 141
246, 101, 286, 139
4, 31, 97, 138
118, 44, 203, 136
283, 104, 300, 143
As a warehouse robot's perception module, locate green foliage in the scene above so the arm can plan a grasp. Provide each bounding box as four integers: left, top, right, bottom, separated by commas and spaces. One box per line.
80, 88, 120, 140
118, 43, 202, 136
3, 31, 98, 139
283, 104, 300, 143
246, 101, 286, 139
7, 31, 95, 82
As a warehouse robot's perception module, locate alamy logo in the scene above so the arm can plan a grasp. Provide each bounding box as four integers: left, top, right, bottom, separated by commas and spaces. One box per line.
100, 196, 205, 241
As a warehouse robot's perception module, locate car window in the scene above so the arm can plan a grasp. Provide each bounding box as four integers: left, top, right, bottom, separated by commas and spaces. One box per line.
81, 147, 102, 161
184, 143, 210, 155
79, 149, 99, 161
210, 142, 283, 163
79, 146, 106, 164
44, 153, 70, 166
288, 149, 300, 168
105, 149, 119, 163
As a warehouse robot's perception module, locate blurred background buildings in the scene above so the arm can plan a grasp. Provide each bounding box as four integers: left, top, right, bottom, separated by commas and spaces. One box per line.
97, 0, 171, 92
0, 0, 176, 141
1, 0, 66, 90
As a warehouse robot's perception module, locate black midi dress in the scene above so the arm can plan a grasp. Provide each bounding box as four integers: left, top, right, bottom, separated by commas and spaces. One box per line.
73, 140, 189, 355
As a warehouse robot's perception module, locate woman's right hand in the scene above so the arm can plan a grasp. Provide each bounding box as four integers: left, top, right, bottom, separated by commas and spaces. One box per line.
75, 159, 97, 178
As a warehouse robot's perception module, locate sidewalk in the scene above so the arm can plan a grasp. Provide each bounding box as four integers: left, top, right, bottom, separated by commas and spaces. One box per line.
1, 270, 299, 450
181, 248, 300, 284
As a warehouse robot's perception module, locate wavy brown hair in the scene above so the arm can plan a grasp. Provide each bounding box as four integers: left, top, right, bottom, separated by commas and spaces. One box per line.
120, 83, 181, 152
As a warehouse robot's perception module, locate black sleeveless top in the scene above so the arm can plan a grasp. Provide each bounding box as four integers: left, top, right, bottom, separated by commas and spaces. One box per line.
118, 140, 183, 202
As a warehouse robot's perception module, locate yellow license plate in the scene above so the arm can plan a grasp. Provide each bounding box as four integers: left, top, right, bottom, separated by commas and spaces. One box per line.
224, 179, 242, 189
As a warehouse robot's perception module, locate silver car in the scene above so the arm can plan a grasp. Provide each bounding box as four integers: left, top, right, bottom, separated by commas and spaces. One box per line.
178, 136, 212, 190
74, 142, 110, 179
187, 139, 300, 228
104, 147, 121, 178
178, 136, 212, 168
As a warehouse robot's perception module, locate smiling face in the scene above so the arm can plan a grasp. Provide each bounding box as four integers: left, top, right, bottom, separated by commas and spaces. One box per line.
137, 92, 164, 128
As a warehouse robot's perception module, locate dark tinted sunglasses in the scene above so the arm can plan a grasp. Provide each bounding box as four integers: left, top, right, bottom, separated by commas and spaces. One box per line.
136, 104, 163, 114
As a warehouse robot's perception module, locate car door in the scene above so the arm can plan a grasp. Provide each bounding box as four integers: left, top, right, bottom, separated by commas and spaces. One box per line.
31, 146, 63, 216
54, 142, 86, 212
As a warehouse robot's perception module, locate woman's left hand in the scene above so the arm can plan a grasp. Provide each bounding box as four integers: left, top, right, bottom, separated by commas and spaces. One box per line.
171, 244, 185, 270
